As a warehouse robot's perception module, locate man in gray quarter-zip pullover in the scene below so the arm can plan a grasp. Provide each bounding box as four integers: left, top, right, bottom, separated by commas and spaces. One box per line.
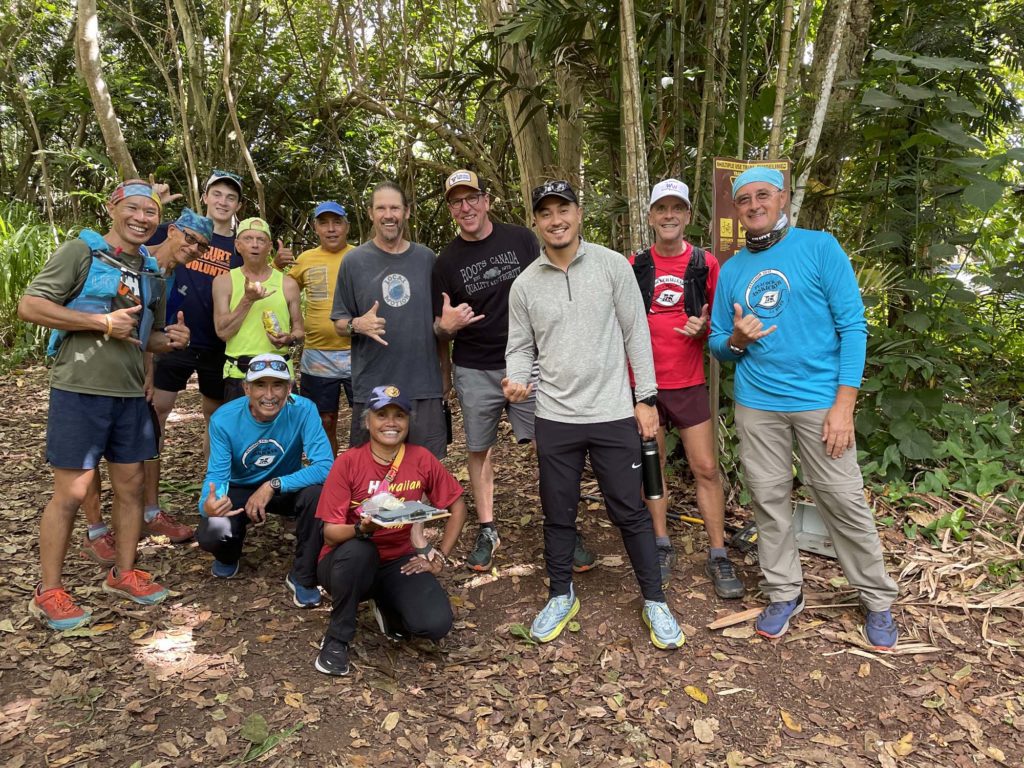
502, 180, 685, 650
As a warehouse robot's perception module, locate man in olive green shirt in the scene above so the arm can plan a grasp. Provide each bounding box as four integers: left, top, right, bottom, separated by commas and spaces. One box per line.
19, 179, 191, 630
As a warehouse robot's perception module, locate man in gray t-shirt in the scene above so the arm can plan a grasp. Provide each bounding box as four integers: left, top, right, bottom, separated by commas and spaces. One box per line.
331, 182, 446, 458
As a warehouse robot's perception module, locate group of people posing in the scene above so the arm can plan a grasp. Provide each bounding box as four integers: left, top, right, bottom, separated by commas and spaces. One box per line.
20, 164, 899, 677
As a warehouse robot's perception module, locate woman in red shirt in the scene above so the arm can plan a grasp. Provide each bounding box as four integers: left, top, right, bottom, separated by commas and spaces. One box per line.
313, 384, 467, 676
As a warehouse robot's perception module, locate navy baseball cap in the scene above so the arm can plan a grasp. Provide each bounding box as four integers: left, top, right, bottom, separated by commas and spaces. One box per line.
313, 201, 347, 218
530, 180, 579, 211
367, 385, 411, 413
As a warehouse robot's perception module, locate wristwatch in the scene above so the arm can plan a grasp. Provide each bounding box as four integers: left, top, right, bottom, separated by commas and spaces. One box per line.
346, 319, 356, 335
637, 394, 658, 408
354, 521, 371, 540
269, 477, 282, 494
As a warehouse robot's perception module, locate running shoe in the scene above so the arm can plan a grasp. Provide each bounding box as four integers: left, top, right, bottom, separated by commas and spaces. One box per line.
315, 636, 350, 676
285, 572, 322, 608
81, 531, 117, 566
705, 556, 745, 599
657, 544, 677, 587
29, 585, 92, 631
144, 511, 194, 543
370, 599, 407, 641
212, 559, 240, 579
530, 585, 580, 643
642, 600, 685, 649
572, 534, 596, 573
102, 568, 169, 605
466, 527, 500, 571
862, 608, 898, 651
755, 593, 804, 639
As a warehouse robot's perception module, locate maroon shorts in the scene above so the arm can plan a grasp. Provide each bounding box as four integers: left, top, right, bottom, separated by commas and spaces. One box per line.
657, 385, 711, 430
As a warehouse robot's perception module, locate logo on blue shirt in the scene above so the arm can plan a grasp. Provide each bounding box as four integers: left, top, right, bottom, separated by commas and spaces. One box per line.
745, 269, 791, 318
241, 438, 285, 469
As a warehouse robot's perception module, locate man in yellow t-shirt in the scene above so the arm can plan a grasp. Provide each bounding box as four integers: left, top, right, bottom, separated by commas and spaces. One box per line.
275, 201, 354, 454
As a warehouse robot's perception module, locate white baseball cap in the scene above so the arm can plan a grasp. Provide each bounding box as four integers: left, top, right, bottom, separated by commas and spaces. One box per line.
649, 178, 691, 209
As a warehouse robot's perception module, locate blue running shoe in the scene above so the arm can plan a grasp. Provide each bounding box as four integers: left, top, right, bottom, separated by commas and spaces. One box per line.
862, 608, 898, 651
642, 600, 685, 649
285, 572, 322, 608
756, 593, 804, 639
211, 559, 240, 579
530, 585, 580, 643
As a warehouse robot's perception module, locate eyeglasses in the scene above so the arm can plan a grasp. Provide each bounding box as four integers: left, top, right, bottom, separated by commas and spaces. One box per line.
249, 359, 289, 373
175, 226, 210, 253
734, 189, 781, 207
447, 192, 485, 210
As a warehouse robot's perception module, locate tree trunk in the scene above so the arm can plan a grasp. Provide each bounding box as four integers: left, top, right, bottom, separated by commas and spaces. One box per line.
619, 0, 651, 252
790, 0, 853, 224
75, 0, 137, 179
222, 0, 265, 216
692, 0, 728, 220
793, 0, 873, 229
767, 0, 795, 159
555, 63, 584, 188
480, 0, 556, 209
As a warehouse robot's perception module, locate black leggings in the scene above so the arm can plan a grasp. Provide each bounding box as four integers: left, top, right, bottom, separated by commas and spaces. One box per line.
535, 416, 664, 602
317, 539, 453, 644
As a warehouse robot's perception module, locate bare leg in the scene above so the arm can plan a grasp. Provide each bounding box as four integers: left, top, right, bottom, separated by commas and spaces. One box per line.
467, 448, 495, 524
82, 470, 104, 526
108, 462, 145, 573
679, 419, 727, 549
40, 468, 95, 590
320, 411, 339, 456
200, 395, 221, 459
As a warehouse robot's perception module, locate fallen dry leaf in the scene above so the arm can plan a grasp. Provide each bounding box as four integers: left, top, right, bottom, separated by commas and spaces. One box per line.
382, 712, 400, 732
683, 685, 709, 704
780, 710, 802, 733
693, 717, 719, 744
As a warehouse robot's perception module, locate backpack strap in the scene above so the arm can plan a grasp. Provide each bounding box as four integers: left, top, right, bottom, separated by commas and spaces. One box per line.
631, 247, 656, 313
682, 246, 709, 318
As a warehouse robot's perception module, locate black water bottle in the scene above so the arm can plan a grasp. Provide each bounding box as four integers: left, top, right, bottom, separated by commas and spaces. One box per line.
641, 439, 663, 500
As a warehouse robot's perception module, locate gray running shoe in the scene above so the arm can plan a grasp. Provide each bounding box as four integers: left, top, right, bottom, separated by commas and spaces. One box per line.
705, 556, 745, 599
657, 544, 677, 587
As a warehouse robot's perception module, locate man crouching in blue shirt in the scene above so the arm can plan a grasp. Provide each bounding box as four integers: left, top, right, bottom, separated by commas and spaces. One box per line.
197, 353, 333, 607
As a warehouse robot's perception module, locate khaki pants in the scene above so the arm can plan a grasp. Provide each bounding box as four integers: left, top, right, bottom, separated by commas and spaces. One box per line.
735, 405, 898, 611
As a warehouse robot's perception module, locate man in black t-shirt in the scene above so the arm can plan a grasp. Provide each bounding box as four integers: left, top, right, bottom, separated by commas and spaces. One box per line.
432, 171, 595, 573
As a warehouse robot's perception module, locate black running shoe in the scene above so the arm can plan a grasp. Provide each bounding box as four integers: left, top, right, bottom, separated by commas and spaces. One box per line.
315, 636, 350, 676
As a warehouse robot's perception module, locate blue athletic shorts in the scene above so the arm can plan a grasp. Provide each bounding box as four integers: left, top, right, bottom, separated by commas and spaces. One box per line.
46, 389, 157, 468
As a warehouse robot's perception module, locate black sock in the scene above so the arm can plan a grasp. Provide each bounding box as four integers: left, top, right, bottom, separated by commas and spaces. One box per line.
481, 522, 496, 531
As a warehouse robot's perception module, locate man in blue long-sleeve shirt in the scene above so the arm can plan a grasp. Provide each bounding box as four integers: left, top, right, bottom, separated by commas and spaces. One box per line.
709, 167, 899, 650
197, 353, 333, 608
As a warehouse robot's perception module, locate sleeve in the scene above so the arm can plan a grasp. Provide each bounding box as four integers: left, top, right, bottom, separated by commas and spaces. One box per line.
23, 241, 90, 305
279, 401, 335, 493
504, 280, 535, 384
289, 258, 307, 289
422, 452, 464, 510
431, 256, 449, 321
315, 455, 355, 526
709, 263, 743, 362
611, 254, 657, 400
198, 414, 234, 515
821, 236, 868, 388
330, 256, 358, 321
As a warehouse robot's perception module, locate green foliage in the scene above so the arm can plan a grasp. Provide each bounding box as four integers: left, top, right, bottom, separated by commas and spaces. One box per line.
0, 202, 59, 361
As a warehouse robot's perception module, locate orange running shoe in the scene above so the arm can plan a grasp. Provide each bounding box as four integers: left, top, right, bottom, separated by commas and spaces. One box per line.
29, 585, 92, 630
144, 510, 194, 543
102, 568, 170, 605
81, 531, 117, 565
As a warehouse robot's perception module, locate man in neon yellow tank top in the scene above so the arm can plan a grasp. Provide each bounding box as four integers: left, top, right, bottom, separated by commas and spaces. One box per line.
212, 217, 304, 401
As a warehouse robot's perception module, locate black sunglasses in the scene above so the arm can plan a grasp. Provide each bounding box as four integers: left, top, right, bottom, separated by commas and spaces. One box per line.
175, 226, 210, 253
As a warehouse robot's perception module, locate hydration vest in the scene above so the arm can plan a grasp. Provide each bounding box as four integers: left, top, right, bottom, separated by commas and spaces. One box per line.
46, 229, 164, 357
631, 245, 708, 317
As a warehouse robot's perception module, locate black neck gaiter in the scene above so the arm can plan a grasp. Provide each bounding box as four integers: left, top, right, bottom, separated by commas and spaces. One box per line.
746, 214, 790, 253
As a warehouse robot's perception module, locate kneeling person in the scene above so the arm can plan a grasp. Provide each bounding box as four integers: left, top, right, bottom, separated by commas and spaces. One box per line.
197, 354, 333, 607
313, 385, 468, 676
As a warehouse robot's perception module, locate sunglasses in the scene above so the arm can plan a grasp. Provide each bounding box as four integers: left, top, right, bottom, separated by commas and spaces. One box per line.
210, 169, 243, 183
175, 226, 210, 253
249, 359, 289, 373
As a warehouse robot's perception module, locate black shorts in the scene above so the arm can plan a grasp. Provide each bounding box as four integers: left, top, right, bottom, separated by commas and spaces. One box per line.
153, 347, 227, 400
46, 389, 157, 468
299, 372, 353, 413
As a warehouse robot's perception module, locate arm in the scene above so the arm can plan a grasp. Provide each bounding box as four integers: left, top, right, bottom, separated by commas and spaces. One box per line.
279, 403, 335, 492
611, 256, 657, 402
212, 273, 251, 341
198, 417, 235, 515
504, 282, 535, 385
438, 337, 452, 398
266, 275, 305, 348
19, 295, 143, 342
146, 310, 190, 354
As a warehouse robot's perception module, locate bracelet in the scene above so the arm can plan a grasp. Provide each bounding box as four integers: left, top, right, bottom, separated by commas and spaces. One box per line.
103, 314, 113, 336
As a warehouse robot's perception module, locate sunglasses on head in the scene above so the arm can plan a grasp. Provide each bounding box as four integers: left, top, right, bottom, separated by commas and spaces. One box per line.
211, 169, 243, 183
249, 359, 289, 373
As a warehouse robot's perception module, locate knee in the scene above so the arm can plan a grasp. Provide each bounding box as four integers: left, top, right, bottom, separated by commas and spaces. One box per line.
195, 517, 238, 552
406, 601, 453, 641
691, 459, 720, 484
324, 541, 378, 593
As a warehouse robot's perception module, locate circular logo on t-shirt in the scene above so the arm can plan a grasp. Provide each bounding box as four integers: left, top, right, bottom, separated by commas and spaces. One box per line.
382, 274, 411, 307
745, 269, 791, 318
241, 438, 285, 470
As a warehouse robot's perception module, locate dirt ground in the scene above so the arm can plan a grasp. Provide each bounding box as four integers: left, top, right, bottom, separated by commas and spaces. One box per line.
1, 363, 1022, 768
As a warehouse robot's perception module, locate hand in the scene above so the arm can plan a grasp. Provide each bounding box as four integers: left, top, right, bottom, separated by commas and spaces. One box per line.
729, 302, 777, 350
107, 304, 143, 345
164, 310, 190, 350
266, 330, 294, 348
353, 301, 387, 346
203, 482, 245, 518
634, 403, 659, 440
401, 553, 442, 576
437, 292, 484, 335
244, 482, 275, 524
358, 513, 383, 535
274, 239, 295, 270
501, 377, 533, 403
149, 178, 183, 207
822, 404, 855, 459
143, 369, 154, 402
674, 303, 710, 338
244, 279, 276, 303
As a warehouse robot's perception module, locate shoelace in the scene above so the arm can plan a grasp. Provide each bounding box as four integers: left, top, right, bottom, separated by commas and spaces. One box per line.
764, 599, 797, 617
709, 558, 737, 580
118, 569, 154, 589
866, 611, 893, 628
646, 603, 675, 630
43, 588, 77, 613
539, 594, 573, 621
